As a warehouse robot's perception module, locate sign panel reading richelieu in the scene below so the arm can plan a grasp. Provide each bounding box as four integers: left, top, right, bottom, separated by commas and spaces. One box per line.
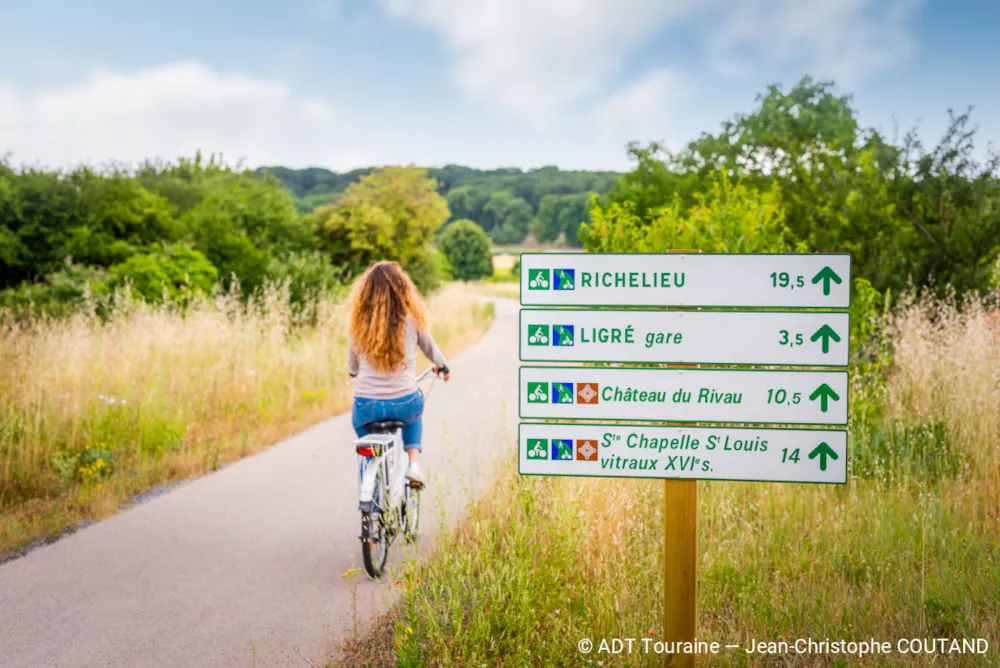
519, 309, 850, 366
519, 365, 848, 426
519, 253, 851, 308
519, 422, 848, 484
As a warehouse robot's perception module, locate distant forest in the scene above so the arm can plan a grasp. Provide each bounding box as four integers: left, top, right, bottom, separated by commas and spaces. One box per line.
258, 165, 619, 246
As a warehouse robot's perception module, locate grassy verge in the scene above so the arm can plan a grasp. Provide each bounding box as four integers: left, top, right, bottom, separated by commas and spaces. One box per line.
469, 280, 519, 300
0, 283, 495, 559
336, 291, 1000, 667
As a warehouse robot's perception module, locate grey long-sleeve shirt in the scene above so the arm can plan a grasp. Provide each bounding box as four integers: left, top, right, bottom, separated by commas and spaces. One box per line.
347, 319, 448, 399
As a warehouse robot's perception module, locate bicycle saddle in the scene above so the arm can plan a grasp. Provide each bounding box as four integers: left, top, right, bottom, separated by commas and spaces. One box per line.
365, 419, 407, 434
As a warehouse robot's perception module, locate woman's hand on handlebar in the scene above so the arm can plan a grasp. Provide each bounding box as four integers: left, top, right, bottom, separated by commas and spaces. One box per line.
433, 365, 450, 381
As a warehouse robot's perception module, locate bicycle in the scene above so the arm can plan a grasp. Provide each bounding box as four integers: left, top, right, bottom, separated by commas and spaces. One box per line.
353, 366, 445, 578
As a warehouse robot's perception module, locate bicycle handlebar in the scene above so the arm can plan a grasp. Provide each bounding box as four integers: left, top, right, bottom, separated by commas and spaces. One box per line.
416, 365, 449, 382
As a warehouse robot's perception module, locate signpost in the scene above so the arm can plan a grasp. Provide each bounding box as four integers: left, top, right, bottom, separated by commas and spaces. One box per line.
520, 252, 851, 308
519, 366, 848, 425
520, 309, 850, 366
516, 251, 851, 667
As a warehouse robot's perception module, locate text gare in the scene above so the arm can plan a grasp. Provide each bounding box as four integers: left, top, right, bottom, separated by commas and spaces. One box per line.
601, 432, 769, 453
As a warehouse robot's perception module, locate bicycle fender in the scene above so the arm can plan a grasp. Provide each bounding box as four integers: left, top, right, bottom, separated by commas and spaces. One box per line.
359, 458, 380, 506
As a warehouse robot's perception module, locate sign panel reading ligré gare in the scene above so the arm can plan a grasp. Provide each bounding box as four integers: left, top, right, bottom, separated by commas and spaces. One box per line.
520, 309, 850, 366
520, 253, 851, 308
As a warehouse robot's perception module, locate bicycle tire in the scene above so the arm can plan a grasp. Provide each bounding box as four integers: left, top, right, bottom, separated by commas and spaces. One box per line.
403, 484, 420, 544
361, 510, 388, 578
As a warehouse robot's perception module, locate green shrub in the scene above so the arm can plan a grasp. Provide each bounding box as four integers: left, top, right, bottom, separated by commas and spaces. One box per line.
108, 244, 218, 302
438, 219, 493, 281
405, 247, 451, 294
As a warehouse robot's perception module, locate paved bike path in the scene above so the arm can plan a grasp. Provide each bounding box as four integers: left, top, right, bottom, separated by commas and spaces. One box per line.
0, 297, 518, 668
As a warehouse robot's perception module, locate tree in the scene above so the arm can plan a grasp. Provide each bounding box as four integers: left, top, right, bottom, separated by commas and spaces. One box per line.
445, 186, 488, 223
482, 191, 533, 244
531, 193, 591, 245
582, 171, 791, 254
438, 220, 493, 281
313, 167, 450, 291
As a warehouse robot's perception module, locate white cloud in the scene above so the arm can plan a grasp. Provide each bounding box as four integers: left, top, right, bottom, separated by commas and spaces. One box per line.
383, 0, 701, 124
0, 62, 347, 170
382, 0, 921, 122
711, 0, 922, 85
592, 67, 692, 152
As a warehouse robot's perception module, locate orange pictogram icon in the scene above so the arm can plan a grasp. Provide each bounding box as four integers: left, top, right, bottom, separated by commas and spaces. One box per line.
576, 439, 598, 461
577, 383, 599, 404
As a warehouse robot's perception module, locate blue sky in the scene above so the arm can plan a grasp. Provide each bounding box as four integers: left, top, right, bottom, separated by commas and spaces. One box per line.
0, 0, 997, 171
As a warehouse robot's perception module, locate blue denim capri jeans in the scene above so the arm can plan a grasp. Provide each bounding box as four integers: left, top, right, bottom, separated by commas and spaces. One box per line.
351, 391, 425, 451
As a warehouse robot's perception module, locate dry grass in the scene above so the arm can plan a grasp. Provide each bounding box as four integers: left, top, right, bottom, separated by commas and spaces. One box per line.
336, 292, 1000, 667
469, 281, 520, 300
0, 283, 495, 558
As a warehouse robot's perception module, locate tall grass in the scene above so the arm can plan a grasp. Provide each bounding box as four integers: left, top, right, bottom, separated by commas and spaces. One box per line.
0, 283, 494, 558
338, 292, 1000, 667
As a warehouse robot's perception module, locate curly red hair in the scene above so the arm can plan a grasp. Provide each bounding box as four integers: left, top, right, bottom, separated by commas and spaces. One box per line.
348, 261, 427, 372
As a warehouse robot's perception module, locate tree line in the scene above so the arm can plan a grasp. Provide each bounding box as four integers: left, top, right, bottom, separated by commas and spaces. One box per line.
2, 75, 997, 314
0, 158, 460, 314
261, 164, 618, 246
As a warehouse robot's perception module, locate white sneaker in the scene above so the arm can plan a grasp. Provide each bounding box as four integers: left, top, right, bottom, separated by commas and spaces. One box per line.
405, 462, 425, 485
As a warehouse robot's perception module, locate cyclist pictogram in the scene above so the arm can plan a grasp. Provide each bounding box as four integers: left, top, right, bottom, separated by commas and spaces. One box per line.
527, 438, 548, 459
526, 382, 549, 403
527, 324, 550, 346
527, 269, 550, 290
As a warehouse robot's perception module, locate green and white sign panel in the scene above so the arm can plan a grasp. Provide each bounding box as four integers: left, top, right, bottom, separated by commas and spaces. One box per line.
519, 365, 848, 426
519, 422, 847, 484
520, 253, 851, 308
520, 309, 850, 366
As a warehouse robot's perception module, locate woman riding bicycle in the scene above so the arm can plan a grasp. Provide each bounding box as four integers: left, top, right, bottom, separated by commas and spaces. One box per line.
347, 260, 450, 486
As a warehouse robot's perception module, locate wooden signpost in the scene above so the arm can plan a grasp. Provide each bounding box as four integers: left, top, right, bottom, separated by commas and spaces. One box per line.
518, 252, 851, 667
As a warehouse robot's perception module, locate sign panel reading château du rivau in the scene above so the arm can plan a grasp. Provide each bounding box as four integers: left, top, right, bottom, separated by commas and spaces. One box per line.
520, 253, 851, 309
519, 365, 848, 426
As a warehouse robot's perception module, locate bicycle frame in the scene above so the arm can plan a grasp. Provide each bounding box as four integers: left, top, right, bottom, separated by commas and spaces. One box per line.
356, 432, 404, 515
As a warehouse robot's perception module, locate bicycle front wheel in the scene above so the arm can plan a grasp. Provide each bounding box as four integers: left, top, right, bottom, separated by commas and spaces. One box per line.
403, 483, 420, 544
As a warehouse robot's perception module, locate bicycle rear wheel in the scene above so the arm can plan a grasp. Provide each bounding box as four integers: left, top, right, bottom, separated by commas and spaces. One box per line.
361, 509, 388, 578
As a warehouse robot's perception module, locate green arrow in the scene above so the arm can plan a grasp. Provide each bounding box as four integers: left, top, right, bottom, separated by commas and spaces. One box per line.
809, 324, 842, 353
811, 266, 843, 296
808, 442, 838, 471
809, 383, 841, 412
